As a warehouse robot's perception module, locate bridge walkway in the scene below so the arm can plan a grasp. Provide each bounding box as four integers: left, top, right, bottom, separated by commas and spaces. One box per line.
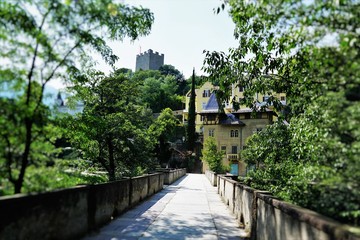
83, 173, 247, 240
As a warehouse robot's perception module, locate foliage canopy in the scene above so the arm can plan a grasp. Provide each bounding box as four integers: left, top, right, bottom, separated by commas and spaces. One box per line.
0, 0, 153, 193
65, 71, 156, 180
205, 0, 360, 225
201, 137, 226, 173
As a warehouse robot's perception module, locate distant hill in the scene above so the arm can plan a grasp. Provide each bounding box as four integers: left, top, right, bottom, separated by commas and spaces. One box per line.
43, 85, 60, 106
0, 83, 60, 107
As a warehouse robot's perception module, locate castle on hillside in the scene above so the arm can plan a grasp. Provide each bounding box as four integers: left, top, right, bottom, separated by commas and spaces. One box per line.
135, 49, 164, 71
55, 92, 84, 115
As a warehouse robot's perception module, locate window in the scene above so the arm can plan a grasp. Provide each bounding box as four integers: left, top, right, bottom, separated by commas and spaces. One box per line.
230, 130, 239, 138
239, 86, 245, 92
203, 89, 211, 97
208, 129, 215, 137
221, 146, 227, 153
200, 115, 205, 121
281, 96, 286, 101
263, 95, 269, 102
231, 146, 238, 154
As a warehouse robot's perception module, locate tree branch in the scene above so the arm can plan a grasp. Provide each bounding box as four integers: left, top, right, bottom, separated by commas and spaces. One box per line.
25, 7, 52, 106
34, 40, 81, 113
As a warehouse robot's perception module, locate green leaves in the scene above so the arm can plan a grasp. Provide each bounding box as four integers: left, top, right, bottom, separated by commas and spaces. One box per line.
149, 108, 179, 140
206, 0, 360, 225
243, 91, 360, 224
66, 71, 156, 180
0, 0, 154, 193
201, 137, 226, 173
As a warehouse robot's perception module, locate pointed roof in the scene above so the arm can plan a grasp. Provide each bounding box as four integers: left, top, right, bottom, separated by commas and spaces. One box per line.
220, 113, 245, 126
202, 93, 219, 113
56, 91, 64, 106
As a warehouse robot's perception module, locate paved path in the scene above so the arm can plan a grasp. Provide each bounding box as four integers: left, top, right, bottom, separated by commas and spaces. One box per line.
84, 174, 247, 240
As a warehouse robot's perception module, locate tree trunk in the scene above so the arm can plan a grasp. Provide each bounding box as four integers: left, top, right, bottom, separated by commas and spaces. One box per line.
187, 68, 196, 151
107, 137, 115, 181
14, 118, 33, 194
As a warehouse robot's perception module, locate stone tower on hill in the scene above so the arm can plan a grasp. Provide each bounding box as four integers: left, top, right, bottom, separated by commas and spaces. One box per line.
135, 49, 164, 71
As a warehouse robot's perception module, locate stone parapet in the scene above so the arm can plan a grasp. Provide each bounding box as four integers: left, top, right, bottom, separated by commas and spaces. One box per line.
205, 170, 217, 186
0, 170, 185, 240
208, 174, 360, 240
157, 168, 187, 185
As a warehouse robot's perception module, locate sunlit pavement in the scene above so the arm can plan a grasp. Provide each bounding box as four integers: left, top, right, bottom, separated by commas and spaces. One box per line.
83, 173, 248, 240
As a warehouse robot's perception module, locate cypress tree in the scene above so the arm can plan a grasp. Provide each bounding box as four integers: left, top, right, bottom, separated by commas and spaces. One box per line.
187, 68, 196, 151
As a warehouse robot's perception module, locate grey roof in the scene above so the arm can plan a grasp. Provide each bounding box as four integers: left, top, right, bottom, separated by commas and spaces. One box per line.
220, 113, 246, 126
200, 92, 274, 114
202, 93, 219, 113
233, 101, 273, 113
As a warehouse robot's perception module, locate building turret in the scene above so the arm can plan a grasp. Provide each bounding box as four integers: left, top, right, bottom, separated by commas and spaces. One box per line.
135, 49, 164, 71
55, 91, 64, 106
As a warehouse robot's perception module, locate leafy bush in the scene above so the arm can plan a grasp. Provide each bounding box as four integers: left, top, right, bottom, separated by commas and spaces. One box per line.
0, 159, 107, 196
201, 137, 227, 173
242, 92, 360, 225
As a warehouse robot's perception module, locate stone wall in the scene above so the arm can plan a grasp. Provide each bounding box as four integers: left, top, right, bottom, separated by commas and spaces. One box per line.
214, 174, 360, 240
161, 168, 187, 185
90, 179, 131, 229
205, 170, 217, 186
0, 169, 185, 240
0, 186, 90, 240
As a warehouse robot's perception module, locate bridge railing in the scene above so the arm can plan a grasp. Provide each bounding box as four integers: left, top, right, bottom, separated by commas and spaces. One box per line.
157, 168, 187, 185
205, 170, 217, 186
0, 169, 186, 240
206, 171, 360, 240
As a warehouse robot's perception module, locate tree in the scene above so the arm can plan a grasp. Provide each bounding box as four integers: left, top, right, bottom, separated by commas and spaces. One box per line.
159, 64, 186, 95
132, 70, 162, 83
288, 92, 360, 224
140, 75, 182, 113
0, 0, 153, 193
186, 69, 196, 151
242, 122, 290, 169
241, 122, 300, 200
182, 74, 205, 97
0, 86, 61, 193
149, 108, 179, 167
201, 137, 225, 173
204, 1, 359, 116
205, 1, 360, 224
159, 65, 183, 80
66, 71, 155, 181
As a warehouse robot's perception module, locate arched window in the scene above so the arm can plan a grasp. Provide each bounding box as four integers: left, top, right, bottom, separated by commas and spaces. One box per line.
230, 130, 239, 138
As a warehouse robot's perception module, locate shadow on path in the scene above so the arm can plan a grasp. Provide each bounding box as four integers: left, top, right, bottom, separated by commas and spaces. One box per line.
83, 174, 247, 240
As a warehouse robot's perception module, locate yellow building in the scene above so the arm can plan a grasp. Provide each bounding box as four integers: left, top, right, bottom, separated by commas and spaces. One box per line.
183, 82, 286, 176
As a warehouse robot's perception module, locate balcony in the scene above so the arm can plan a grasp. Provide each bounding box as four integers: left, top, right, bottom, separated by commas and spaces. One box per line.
227, 154, 238, 160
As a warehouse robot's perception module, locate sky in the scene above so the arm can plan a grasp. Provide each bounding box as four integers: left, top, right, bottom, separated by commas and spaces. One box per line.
49, 0, 238, 89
